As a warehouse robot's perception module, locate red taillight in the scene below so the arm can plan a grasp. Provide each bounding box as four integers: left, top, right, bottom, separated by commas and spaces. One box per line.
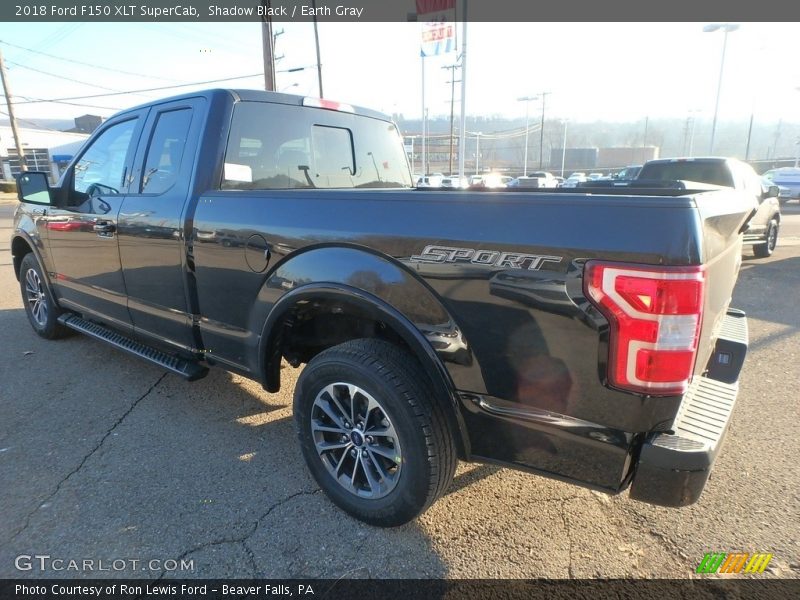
584, 261, 705, 396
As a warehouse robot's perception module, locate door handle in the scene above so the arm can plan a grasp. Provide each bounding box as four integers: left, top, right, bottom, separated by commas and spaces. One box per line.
93, 221, 116, 234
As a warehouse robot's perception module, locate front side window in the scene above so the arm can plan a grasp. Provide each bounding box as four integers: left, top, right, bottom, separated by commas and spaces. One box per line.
221, 101, 411, 190
141, 108, 193, 194
73, 118, 138, 196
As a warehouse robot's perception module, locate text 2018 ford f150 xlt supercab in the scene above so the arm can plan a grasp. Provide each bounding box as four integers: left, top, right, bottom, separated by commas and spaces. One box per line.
13, 89, 752, 526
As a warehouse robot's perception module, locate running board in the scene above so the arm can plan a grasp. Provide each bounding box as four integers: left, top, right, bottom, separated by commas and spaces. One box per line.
57, 314, 208, 381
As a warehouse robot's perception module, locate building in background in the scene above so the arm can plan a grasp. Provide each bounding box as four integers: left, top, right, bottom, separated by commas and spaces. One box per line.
550, 148, 599, 172
597, 146, 659, 168
65, 114, 104, 134
0, 123, 89, 182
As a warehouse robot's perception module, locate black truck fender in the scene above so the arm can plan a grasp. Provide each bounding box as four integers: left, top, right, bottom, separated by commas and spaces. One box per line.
254, 246, 473, 458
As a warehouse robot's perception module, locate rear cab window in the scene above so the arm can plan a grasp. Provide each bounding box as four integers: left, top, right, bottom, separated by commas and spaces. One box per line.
221, 101, 411, 190
638, 161, 734, 187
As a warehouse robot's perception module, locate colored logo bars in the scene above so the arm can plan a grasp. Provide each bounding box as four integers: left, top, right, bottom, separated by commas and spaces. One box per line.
696, 552, 773, 574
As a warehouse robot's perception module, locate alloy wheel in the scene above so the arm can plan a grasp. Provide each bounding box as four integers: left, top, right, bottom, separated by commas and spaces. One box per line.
310, 382, 402, 499
25, 268, 48, 327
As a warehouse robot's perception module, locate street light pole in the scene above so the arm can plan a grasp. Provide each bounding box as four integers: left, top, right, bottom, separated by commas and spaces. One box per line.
475, 132, 482, 175
518, 95, 537, 176
560, 120, 568, 178
704, 23, 739, 155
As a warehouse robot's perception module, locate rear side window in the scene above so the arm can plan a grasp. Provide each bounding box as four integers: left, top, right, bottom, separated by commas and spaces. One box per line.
141, 108, 193, 194
221, 101, 411, 190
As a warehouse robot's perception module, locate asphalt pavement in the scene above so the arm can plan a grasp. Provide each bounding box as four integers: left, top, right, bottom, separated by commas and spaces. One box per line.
1, 192, 798, 579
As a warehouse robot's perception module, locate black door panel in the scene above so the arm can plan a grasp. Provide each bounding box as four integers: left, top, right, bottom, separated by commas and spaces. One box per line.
118, 98, 205, 352
47, 113, 146, 332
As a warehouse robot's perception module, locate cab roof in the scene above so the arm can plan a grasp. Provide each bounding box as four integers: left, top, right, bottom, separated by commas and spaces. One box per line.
116, 88, 392, 122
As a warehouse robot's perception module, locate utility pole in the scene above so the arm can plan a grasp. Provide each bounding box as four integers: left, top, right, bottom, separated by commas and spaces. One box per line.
744, 112, 755, 161
538, 91, 550, 169
260, 1, 276, 91
682, 117, 691, 155
442, 64, 460, 175
0, 48, 27, 173
474, 132, 482, 175
312, 0, 323, 98
642, 115, 649, 162
771, 120, 782, 160
517, 96, 537, 176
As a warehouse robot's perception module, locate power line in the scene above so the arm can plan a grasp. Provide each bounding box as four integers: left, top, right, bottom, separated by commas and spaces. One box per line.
18, 95, 123, 111
0, 39, 178, 82
7, 60, 126, 94
1, 90, 124, 111
32, 24, 84, 53
11, 73, 264, 105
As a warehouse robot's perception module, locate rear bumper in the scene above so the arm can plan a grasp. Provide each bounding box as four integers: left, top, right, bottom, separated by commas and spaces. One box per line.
629, 309, 748, 507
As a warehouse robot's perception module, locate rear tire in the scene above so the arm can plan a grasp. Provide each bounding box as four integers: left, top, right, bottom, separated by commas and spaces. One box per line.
753, 220, 778, 258
293, 339, 457, 527
19, 253, 69, 339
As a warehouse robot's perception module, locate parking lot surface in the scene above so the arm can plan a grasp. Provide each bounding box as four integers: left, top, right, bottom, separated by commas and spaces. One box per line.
1, 193, 799, 579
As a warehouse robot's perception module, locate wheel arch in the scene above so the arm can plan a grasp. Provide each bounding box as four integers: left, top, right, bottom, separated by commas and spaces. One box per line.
259, 282, 471, 458
11, 232, 45, 282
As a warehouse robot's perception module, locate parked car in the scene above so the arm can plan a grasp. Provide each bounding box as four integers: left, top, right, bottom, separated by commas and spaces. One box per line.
13, 89, 752, 527
416, 173, 444, 188
527, 171, 560, 188
762, 167, 800, 203
637, 157, 781, 257
441, 176, 468, 189
561, 173, 588, 188
507, 176, 543, 188
470, 173, 509, 188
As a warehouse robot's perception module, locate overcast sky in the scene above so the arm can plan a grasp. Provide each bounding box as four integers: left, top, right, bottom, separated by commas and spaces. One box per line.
1, 22, 799, 126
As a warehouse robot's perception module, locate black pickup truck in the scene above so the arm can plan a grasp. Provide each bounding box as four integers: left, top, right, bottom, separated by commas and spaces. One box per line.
636, 157, 781, 258
13, 89, 752, 526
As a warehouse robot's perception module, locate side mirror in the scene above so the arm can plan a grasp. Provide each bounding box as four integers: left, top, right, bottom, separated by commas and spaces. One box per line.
766, 185, 780, 199
16, 172, 52, 206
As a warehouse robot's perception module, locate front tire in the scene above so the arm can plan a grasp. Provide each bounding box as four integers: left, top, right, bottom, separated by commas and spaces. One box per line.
293, 339, 457, 527
753, 219, 778, 258
19, 253, 69, 339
